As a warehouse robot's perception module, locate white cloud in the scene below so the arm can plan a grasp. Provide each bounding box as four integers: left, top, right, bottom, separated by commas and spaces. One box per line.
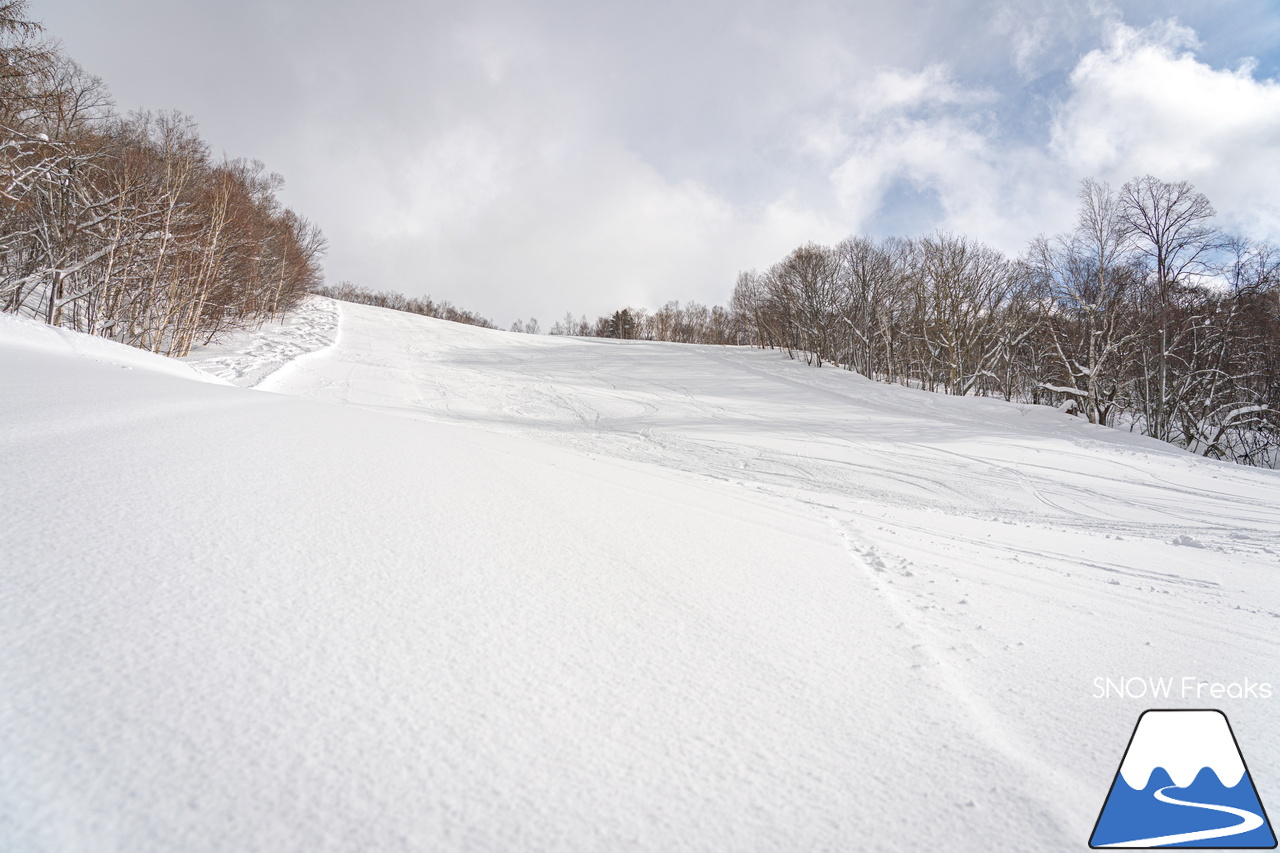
818, 15, 1280, 259
54, 0, 1278, 319
1051, 18, 1280, 239
338, 138, 843, 324
356, 11, 1280, 324
853, 65, 991, 116
989, 0, 1096, 79
825, 64, 1057, 251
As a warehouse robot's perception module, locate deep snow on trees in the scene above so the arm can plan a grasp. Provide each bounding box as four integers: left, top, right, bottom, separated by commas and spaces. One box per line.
0, 2, 325, 355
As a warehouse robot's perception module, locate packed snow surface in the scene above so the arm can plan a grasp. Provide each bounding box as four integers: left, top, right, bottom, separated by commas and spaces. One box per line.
3, 298, 1278, 851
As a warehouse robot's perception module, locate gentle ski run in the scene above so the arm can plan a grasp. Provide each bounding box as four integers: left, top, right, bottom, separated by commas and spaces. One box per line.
2, 297, 1278, 852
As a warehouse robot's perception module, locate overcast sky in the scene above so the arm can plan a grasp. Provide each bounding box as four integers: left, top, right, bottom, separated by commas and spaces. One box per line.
33, 0, 1280, 326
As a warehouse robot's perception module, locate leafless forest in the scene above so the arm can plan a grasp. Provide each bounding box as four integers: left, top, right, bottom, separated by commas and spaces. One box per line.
544, 179, 1280, 465
5, 1, 1277, 464
310, 281, 496, 329
0, 1, 324, 355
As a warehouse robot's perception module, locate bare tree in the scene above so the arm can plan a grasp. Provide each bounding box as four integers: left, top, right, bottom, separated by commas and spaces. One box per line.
764, 243, 840, 365
1027, 179, 1142, 423
911, 232, 1015, 395
833, 235, 906, 380
1118, 176, 1226, 440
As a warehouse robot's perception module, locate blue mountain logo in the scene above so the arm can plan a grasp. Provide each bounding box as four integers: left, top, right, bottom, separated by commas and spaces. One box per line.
1091, 709, 1276, 848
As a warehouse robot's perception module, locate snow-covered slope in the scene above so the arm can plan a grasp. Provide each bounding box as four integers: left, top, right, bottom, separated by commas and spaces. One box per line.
3, 298, 1278, 852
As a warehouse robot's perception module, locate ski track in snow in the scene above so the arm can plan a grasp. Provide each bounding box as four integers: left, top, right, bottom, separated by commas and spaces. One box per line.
180, 296, 339, 387
5, 298, 1280, 852
261, 302, 1280, 843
